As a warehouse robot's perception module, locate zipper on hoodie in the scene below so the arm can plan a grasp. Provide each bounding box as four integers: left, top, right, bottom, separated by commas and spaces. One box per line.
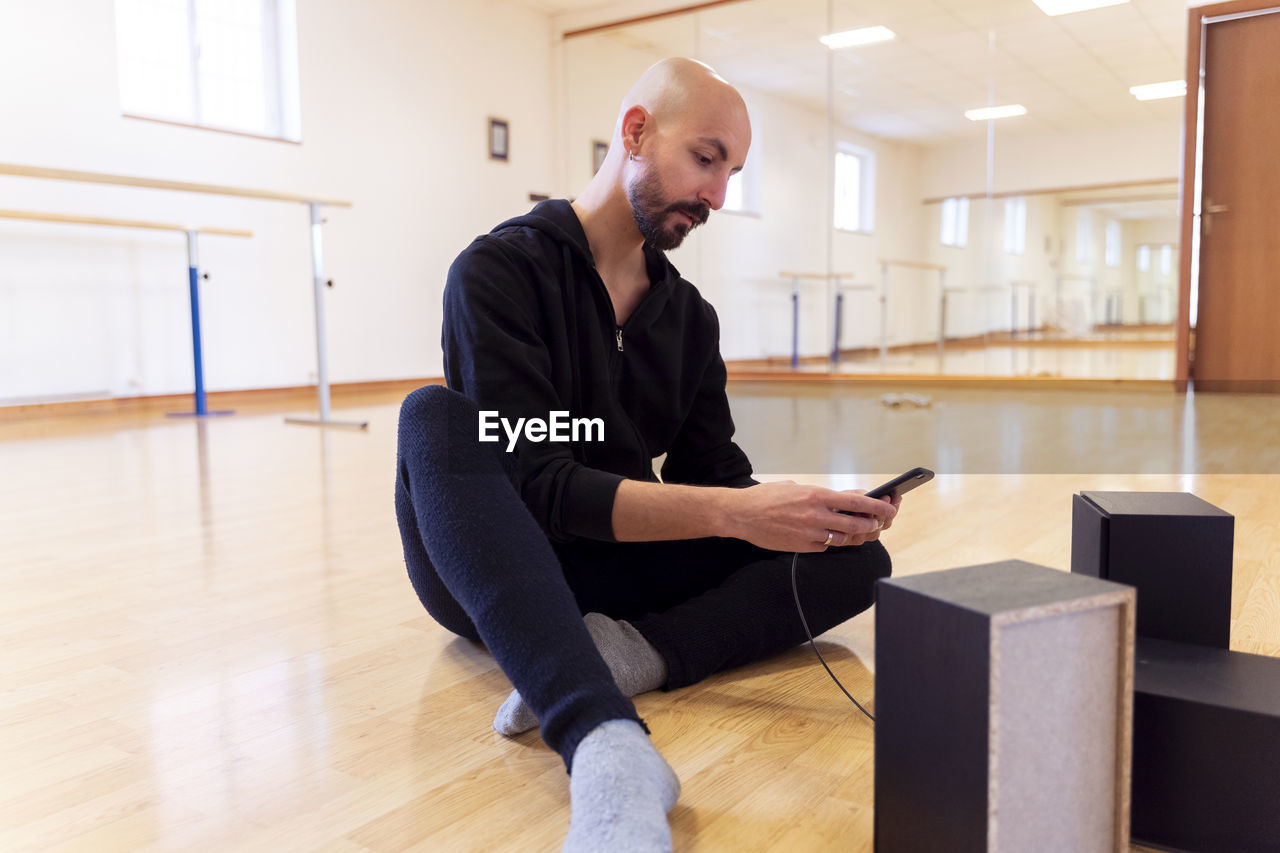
616, 328, 624, 352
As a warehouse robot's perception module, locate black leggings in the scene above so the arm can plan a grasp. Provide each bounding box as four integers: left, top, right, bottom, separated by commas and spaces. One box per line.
394, 385, 891, 764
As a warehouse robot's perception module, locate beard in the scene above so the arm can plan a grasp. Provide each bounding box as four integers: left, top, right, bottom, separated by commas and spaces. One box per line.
626, 167, 710, 251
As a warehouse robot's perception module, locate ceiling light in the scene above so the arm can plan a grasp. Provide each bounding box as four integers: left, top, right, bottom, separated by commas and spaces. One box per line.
964, 104, 1028, 121
1130, 80, 1187, 100
820, 26, 896, 49
1031, 0, 1128, 14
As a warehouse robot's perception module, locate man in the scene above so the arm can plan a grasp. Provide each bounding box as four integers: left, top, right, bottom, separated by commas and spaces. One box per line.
395, 58, 899, 851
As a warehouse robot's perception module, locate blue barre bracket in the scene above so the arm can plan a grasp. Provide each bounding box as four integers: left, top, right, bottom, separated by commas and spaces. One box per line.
168, 230, 233, 418
791, 280, 799, 370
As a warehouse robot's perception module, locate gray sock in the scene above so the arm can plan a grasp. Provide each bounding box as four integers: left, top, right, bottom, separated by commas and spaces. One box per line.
563, 719, 680, 853
493, 612, 668, 736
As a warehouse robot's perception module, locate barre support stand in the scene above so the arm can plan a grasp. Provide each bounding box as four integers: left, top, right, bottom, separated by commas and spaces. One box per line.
167, 229, 233, 419
286, 203, 368, 430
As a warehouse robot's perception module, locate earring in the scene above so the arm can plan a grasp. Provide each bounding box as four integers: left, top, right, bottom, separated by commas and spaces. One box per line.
628, 150, 637, 162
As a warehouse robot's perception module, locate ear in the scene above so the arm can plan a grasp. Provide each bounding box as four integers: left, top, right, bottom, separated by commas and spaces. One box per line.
620, 105, 650, 156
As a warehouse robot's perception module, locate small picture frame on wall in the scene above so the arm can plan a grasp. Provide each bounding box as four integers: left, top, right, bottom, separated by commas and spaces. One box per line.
592, 140, 609, 174
489, 118, 509, 161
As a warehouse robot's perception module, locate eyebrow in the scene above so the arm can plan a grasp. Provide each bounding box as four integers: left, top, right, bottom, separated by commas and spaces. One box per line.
696, 136, 745, 174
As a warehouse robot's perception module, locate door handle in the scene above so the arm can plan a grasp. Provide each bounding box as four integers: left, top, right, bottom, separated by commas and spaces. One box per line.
1202, 199, 1229, 235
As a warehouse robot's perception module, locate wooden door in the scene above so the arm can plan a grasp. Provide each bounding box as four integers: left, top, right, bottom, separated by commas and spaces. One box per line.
1185, 4, 1280, 391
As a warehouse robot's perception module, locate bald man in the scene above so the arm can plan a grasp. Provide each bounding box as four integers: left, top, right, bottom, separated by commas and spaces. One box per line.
395, 58, 897, 850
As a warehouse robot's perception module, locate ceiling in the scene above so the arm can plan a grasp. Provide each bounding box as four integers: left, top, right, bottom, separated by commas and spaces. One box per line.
534, 0, 1191, 146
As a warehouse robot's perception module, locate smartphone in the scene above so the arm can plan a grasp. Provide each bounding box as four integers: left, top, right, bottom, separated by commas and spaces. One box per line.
864, 466, 934, 500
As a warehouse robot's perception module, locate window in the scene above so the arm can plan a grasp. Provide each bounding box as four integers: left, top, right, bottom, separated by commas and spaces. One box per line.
724, 172, 744, 212
115, 0, 302, 141
941, 196, 969, 248
1105, 220, 1121, 267
1075, 209, 1093, 263
1003, 197, 1026, 255
1137, 245, 1151, 272
834, 144, 875, 233
1160, 244, 1173, 276
722, 100, 762, 215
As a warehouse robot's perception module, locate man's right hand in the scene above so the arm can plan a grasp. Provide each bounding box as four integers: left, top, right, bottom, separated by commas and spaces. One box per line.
719, 481, 898, 553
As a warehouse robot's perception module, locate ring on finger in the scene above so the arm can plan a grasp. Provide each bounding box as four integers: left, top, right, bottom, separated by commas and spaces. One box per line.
824, 530, 835, 547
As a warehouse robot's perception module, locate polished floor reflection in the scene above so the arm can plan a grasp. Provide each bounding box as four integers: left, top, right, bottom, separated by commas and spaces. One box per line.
729, 380, 1280, 477
1, 384, 1276, 850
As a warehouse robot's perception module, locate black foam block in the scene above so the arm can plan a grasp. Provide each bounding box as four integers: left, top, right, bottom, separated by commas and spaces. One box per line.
1072, 491, 1233, 648
875, 560, 1136, 853
1131, 637, 1280, 853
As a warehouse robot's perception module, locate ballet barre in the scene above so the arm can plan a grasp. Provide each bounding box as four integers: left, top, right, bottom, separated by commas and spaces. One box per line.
879, 259, 948, 360
1138, 289, 1173, 324
0, 162, 362, 429
777, 272, 828, 369
831, 278, 876, 364
1100, 288, 1124, 326
1009, 280, 1037, 337
777, 271, 871, 368
1055, 273, 1097, 334
0, 207, 251, 417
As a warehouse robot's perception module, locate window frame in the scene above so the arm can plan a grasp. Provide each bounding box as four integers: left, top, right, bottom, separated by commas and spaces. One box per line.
114, 0, 302, 143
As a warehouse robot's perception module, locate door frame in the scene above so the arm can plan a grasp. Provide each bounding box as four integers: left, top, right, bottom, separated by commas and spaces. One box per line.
1177, 0, 1280, 390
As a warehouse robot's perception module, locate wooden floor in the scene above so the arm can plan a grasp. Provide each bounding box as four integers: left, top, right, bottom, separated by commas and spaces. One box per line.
2, 383, 1278, 851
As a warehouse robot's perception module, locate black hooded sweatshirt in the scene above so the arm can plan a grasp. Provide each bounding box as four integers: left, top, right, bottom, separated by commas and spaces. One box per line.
442, 199, 755, 546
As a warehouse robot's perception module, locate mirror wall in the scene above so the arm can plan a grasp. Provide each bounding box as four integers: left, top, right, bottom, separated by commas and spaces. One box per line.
560, 0, 1186, 379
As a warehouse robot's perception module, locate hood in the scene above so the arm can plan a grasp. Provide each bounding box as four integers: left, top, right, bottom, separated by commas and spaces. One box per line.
491, 199, 596, 267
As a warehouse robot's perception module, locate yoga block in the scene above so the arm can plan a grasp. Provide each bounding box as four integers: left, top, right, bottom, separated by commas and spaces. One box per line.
875, 560, 1136, 853
1132, 637, 1280, 853
1072, 491, 1233, 648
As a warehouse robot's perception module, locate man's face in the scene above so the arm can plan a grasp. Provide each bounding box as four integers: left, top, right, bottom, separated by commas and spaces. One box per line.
625, 106, 750, 251
626, 165, 709, 251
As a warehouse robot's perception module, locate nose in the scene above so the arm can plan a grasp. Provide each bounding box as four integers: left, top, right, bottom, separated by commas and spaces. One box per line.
699, 172, 729, 211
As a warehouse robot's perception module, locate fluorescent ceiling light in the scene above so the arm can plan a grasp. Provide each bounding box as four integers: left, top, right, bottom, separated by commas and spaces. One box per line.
820, 26, 895, 49
965, 104, 1027, 121
1032, 0, 1128, 14
1130, 80, 1187, 100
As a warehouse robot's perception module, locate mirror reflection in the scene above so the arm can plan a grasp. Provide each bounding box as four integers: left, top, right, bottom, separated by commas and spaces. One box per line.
561, 0, 1185, 380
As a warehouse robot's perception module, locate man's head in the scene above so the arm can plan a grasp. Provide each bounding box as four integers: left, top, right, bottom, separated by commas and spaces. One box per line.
610, 58, 751, 250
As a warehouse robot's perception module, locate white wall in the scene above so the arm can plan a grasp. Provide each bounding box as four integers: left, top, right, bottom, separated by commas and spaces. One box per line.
919, 121, 1183, 200
0, 0, 554, 404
